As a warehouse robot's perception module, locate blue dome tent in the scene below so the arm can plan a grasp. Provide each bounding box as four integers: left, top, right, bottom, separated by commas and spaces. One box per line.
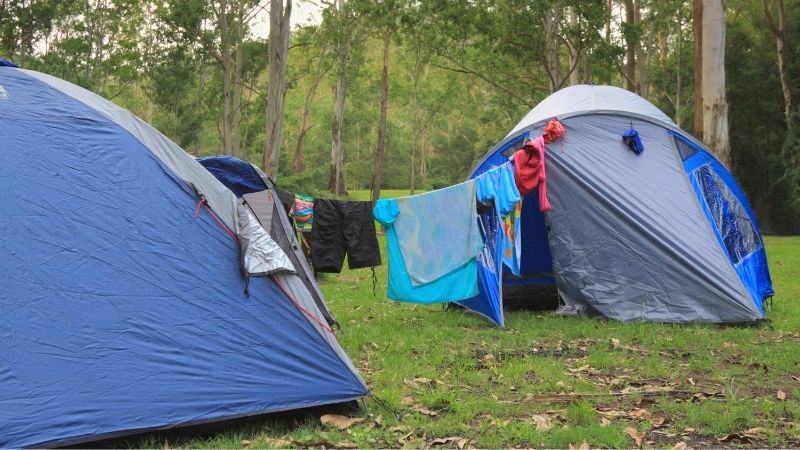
461, 85, 773, 326
0, 64, 368, 447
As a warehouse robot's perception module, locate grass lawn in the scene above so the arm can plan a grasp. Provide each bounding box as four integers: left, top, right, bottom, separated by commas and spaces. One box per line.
138, 191, 799, 449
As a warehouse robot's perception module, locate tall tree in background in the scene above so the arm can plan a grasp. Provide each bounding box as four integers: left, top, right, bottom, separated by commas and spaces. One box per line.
292, 28, 333, 174
624, 0, 637, 92
210, 0, 247, 157
371, 24, 392, 204
545, 2, 563, 92
763, 0, 793, 127
701, 0, 731, 166
264, 0, 292, 178
693, 0, 703, 141
325, 0, 354, 195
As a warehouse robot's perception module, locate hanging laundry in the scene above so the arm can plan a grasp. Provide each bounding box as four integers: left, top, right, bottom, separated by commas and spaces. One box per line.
310, 199, 381, 273
476, 162, 520, 217
501, 201, 523, 276
290, 194, 314, 228
475, 162, 522, 276
394, 180, 481, 286
513, 136, 551, 212
373, 199, 478, 303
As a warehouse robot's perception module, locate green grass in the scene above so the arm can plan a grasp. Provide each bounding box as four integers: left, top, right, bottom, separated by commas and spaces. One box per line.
133, 192, 800, 449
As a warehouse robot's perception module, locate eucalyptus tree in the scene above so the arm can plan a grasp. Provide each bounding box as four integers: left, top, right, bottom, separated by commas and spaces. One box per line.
264, 0, 292, 178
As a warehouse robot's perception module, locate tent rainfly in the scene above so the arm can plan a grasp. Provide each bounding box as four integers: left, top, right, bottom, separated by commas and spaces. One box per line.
459, 85, 773, 326
0, 63, 368, 448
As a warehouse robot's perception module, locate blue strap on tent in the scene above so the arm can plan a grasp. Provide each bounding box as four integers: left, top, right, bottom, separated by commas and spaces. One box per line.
622, 128, 644, 155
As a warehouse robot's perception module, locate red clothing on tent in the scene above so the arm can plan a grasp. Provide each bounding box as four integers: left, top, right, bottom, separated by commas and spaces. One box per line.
513, 136, 551, 212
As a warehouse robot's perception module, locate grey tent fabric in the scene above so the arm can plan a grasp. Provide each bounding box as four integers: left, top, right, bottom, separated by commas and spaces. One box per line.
507, 85, 674, 138
243, 191, 276, 231
525, 115, 760, 322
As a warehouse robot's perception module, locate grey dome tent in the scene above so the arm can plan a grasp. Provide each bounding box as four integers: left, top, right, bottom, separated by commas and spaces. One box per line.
465, 85, 773, 324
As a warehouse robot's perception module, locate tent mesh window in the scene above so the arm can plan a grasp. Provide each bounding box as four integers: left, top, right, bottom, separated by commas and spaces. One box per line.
674, 136, 698, 160
695, 165, 760, 264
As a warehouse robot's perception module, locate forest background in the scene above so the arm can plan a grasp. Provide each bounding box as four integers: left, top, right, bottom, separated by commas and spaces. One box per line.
2, 0, 798, 233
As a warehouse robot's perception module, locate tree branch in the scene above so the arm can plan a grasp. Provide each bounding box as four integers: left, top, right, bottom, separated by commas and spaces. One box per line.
431, 56, 532, 106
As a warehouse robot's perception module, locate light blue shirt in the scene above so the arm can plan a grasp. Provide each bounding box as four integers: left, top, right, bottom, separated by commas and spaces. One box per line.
476, 162, 522, 276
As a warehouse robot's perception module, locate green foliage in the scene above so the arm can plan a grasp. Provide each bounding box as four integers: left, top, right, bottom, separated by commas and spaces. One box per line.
1, 0, 798, 231
773, 113, 800, 232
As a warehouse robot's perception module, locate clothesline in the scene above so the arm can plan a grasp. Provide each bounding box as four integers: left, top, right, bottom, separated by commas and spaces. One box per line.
373, 118, 566, 305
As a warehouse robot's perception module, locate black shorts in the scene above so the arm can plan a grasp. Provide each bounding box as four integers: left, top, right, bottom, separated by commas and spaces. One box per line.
309, 199, 381, 272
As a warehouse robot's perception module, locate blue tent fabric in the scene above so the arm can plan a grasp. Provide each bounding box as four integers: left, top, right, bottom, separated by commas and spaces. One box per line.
0, 66, 367, 447
198, 155, 268, 197
456, 211, 504, 327
677, 133, 773, 312
0, 57, 18, 67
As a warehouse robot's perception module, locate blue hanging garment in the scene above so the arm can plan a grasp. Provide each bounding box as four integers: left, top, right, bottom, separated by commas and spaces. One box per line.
373, 184, 480, 304
475, 162, 522, 276
622, 128, 644, 155
393, 181, 481, 286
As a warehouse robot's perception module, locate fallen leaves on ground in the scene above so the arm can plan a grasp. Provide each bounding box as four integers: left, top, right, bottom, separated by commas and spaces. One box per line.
404, 377, 446, 388
651, 416, 667, 429
716, 427, 766, 444
568, 441, 590, 450
412, 405, 439, 416
777, 390, 786, 400
531, 414, 553, 431
425, 436, 468, 449
568, 365, 599, 374
320, 414, 364, 430
624, 427, 645, 447
672, 442, 689, 449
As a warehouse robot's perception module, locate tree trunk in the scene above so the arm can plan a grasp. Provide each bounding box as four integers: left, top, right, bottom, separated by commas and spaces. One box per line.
193, 57, 207, 157
625, 0, 636, 92
675, 13, 683, 128
544, 2, 562, 92
264, 0, 292, 179
692, 0, 703, 141
410, 38, 423, 194
217, 0, 233, 155
328, 0, 349, 195
293, 67, 327, 174
763, 0, 793, 128
420, 130, 428, 187
568, 7, 580, 86
701, 0, 730, 166
371, 28, 392, 205
634, 0, 648, 97
231, 1, 244, 159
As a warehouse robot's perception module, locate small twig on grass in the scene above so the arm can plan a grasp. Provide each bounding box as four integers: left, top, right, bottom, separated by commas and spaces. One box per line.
524, 390, 725, 402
